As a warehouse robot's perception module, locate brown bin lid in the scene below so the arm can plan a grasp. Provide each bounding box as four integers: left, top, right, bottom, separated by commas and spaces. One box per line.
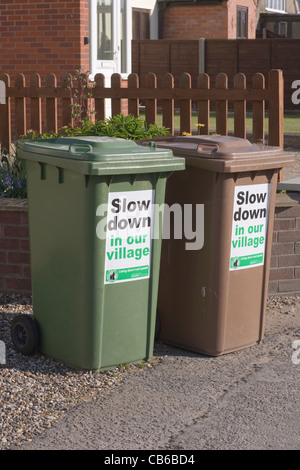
150, 135, 295, 173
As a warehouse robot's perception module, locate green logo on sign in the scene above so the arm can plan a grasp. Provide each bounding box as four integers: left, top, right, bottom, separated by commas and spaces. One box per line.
230, 253, 264, 269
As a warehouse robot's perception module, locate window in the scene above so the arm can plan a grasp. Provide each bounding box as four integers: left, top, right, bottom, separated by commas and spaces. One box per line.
132, 8, 150, 40
278, 21, 287, 37
237, 7, 248, 39
97, 0, 113, 61
90, 0, 131, 77
266, 0, 286, 13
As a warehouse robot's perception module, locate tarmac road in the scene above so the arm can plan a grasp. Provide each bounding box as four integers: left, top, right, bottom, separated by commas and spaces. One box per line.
17, 297, 300, 451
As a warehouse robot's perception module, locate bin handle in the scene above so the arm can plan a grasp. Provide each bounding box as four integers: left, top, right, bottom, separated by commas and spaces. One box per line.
197, 144, 219, 155
69, 143, 93, 155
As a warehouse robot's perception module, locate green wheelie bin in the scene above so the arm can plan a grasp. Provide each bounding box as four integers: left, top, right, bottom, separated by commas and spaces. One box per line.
13, 136, 185, 370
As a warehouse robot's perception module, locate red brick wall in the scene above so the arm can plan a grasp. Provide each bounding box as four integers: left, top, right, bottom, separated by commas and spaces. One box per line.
0, 200, 31, 294
161, 1, 257, 40
269, 203, 300, 296
0, 0, 90, 84
161, 4, 227, 39
0, 0, 129, 137
1, 196, 300, 297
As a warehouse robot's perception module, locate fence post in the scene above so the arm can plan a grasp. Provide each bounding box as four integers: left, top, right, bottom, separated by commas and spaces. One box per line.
15, 74, 27, 139
197, 73, 210, 135
46, 74, 58, 134
162, 73, 174, 135
111, 73, 122, 117
0, 74, 11, 151
268, 69, 284, 181
180, 73, 192, 135
30, 73, 42, 135
94, 73, 105, 122
234, 73, 246, 139
215, 73, 228, 136
128, 73, 139, 117
268, 69, 284, 149
252, 73, 265, 144
145, 73, 157, 126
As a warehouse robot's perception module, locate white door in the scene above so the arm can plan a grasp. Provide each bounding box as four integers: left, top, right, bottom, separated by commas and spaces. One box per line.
90, 0, 131, 116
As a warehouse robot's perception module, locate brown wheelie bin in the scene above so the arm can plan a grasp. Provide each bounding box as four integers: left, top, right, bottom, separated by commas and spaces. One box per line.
154, 135, 294, 356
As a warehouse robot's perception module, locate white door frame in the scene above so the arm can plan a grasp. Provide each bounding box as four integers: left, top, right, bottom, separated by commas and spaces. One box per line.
89, 0, 131, 80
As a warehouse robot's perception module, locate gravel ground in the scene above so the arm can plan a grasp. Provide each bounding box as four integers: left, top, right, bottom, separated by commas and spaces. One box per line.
0, 293, 299, 450
0, 293, 159, 450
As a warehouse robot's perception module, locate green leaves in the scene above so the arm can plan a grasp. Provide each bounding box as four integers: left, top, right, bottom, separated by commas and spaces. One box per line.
84, 114, 170, 140
21, 114, 170, 141
0, 151, 27, 199
13, 114, 169, 199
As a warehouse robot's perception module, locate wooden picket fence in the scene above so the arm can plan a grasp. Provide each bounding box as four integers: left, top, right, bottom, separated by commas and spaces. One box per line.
0, 69, 284, 152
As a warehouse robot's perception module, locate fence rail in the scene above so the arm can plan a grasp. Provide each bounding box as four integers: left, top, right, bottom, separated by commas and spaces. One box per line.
0, 69, 283, 153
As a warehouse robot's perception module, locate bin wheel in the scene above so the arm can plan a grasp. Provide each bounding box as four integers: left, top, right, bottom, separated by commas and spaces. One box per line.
11, 314, 39, 356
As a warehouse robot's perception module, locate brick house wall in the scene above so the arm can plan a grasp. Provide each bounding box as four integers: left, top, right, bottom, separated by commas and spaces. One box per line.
0, 0, 90, 83
227, 0, 257, 39
160, 0, 257, 40
0, 0, 128, 137
0, 0, 90, 137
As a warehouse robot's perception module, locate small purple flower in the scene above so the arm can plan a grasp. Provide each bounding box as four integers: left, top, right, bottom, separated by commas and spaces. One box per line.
1, 155, 27, 198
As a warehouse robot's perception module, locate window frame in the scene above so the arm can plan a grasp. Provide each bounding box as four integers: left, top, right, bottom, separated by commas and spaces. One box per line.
89, 0, 131, 80
236, 6, 248, 39
266, 0, 286, 13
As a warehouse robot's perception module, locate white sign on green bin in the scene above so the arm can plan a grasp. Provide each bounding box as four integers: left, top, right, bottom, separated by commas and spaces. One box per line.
230, 183, 270, 271
104, 190, 155, 284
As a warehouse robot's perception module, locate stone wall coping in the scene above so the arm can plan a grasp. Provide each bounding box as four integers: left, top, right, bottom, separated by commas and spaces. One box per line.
0, 198, 28, 211
1, 194, 300, 211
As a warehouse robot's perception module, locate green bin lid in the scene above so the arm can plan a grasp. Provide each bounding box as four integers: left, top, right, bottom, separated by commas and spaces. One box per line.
17, 136, 185, 176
